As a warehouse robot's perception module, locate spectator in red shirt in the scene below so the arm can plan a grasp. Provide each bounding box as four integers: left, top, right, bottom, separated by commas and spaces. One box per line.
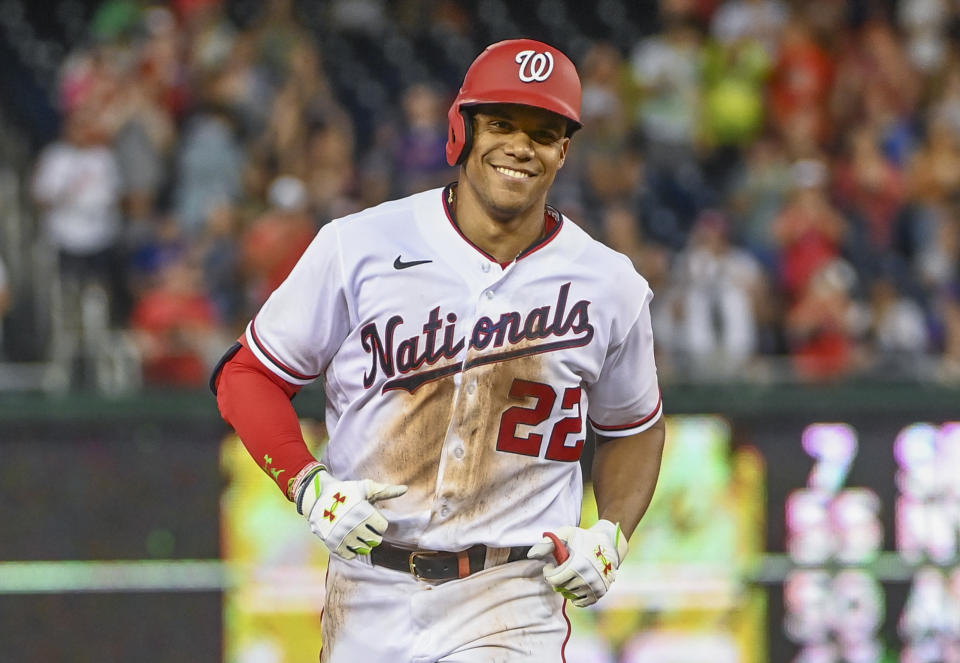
768, 15, 834, 148
772, 158, 847, 300
832, 125, 906, 254
785, 259, 868, 380
241, 175, 317, 311
130, 252, 221, 387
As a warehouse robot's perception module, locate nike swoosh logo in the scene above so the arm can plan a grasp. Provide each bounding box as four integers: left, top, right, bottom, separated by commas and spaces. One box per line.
394, 256, 433, 270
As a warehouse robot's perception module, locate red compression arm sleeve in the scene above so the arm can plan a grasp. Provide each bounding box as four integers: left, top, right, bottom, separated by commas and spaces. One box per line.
215, 342, 318, 500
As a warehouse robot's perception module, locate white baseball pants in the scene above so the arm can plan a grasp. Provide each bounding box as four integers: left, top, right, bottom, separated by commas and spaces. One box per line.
319, 555, 571, 662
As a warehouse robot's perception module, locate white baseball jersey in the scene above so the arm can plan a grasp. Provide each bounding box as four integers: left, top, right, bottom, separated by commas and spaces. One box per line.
246, 186, 662, 551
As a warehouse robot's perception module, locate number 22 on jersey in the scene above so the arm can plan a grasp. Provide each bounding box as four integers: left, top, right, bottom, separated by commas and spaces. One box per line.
496, 378, 585, 462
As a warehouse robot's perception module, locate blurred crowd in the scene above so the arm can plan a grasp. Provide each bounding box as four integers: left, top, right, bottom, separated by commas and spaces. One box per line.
8, 0, 960, 389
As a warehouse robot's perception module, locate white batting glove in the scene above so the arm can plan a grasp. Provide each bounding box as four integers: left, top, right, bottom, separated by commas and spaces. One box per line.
527, 519, 629, 607
295, 467, 407, 560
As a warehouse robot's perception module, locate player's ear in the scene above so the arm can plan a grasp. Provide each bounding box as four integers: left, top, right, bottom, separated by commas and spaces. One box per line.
558, 137, 570, 168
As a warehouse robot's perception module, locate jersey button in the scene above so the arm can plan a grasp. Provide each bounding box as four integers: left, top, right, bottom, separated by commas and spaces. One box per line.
453, 446, 465, 459
440, 506, 450, 517
481, 262, 491, 273
485, 289, 495, 299
466, 380, 477, 395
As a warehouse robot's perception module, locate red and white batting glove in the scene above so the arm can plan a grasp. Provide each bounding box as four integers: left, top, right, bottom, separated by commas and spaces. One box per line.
294, 464, 407, 560
527, 519, 629, 607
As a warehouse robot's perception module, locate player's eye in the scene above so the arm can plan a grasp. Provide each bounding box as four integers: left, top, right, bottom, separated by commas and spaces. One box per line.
533, 131, 561, 144
488, 119, 513, 131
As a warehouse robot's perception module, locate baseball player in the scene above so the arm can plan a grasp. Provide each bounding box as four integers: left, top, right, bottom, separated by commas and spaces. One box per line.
212, 38, 665, 662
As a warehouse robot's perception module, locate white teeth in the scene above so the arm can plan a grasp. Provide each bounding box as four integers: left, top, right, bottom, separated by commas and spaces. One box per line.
495, 166, 531, 179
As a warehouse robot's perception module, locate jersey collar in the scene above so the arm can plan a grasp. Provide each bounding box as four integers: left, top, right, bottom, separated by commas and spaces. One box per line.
441, 183, 563, 269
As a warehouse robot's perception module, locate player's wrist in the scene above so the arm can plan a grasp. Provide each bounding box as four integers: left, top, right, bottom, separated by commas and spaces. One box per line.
291, 461, 327, 512
591, 519, 628, 563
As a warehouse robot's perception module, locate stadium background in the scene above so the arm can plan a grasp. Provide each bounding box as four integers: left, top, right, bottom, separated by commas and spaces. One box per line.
2, 1, 960, 661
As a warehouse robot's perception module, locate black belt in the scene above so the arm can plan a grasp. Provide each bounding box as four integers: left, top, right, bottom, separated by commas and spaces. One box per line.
370, 542, 532, 581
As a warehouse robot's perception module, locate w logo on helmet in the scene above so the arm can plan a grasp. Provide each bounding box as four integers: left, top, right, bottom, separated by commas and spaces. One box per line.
515, 50, 555, 82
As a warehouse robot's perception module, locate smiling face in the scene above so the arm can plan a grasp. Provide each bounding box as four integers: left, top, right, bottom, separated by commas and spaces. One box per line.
459, 103, 571, 225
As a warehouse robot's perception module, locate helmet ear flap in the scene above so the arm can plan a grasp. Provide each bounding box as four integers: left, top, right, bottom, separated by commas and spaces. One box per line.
446, 104, 474, 166
457, 109, 474, 166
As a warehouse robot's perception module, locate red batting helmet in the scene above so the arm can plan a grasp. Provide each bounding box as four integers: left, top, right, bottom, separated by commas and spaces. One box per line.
446, 39, 583, 166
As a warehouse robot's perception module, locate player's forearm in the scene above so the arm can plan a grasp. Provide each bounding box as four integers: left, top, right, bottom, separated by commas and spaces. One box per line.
592, 417, 665, 538
216, 344, 318, 499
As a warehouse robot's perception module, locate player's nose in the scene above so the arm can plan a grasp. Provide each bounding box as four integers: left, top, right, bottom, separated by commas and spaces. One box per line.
502, 130, 536, 160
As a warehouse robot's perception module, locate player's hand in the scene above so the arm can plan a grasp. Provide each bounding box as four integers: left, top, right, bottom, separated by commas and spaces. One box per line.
296, 468, 407, 560
526, 519, 629, 607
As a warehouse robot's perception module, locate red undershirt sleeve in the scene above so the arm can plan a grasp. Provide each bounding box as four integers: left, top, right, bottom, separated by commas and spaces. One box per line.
214, 342, 318, 500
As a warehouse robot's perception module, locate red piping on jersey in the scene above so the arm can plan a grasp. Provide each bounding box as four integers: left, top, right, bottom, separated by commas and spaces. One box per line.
522, 207, 562, 262
589, 390, 663, 432
440, 184, 563, 268
249, 317, 322, 381
318, 566, 329, 659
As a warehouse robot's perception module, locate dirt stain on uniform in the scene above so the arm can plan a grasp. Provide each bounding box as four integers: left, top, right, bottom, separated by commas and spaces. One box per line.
443, 352, 547, 524
363, 347, 557, 525
320, 568, 356, 662
368, 373, 458, 500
